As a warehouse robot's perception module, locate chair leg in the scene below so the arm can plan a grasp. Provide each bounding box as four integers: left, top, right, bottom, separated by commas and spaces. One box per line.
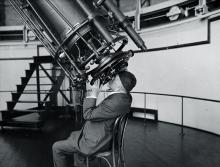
100, 157, 112, 167
0, 125, 3, 131
86, 157, 89, 167
117, 153, 121, 167
112, 151, 116, 167
75, 110, 78, 122
98, 158, 101, 167
121, 149, 126, 167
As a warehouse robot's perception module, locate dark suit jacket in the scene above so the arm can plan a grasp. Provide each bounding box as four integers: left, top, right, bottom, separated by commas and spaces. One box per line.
71, 93, 132, 155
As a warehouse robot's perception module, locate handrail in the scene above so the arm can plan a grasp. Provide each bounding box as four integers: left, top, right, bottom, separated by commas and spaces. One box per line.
131, 91, 220, 103
99, 90, 220, 103
129, 91, 220, 136
1, 89, 219, 134
1, 89, 220, 103
0, 89, 71, 93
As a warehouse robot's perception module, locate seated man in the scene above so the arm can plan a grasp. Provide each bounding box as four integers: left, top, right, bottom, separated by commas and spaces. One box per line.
52, 70, 137, 167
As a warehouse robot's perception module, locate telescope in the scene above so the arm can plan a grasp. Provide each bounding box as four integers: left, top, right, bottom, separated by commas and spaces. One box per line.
10, 0, 147, 86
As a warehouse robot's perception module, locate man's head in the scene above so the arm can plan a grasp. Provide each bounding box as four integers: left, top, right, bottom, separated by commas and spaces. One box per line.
108, 71, 137, 93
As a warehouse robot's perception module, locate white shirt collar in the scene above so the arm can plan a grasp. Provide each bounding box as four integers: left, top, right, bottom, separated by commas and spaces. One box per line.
109, 91, 126, 95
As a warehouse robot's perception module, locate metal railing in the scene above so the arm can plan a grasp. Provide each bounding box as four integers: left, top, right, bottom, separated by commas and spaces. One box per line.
1, 89, 220, 135
130, 91, 220, 136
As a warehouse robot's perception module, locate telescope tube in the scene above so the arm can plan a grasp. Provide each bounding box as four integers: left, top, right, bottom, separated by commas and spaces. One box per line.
96, 0, 147, 51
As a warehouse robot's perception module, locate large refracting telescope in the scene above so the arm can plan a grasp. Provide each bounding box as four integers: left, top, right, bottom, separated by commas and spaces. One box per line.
10, 0, 147, 86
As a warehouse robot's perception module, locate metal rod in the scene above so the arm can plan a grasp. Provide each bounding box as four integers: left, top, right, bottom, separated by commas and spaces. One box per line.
69, 78, 73, 104
180, 97, 185, 136
99, 0, 147, 50
200, 0, 207, 6
144, 93, 147, 125
116, 0, 120, 8
39, 64, 70, 104
76, 0, 114, 43
130, 91, 220, 103
36, 45, 41, 108
135, 0, 141, 31
76, 31, 99, 57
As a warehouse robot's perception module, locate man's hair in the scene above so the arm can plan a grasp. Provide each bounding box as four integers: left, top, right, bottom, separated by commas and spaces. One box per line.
118, 71, 137, 92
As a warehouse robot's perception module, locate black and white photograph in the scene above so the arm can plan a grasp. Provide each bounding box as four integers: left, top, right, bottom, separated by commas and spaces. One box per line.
0, 0, 220, 167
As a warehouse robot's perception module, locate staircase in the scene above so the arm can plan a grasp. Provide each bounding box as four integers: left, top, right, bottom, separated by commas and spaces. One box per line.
0, 55, 70, 129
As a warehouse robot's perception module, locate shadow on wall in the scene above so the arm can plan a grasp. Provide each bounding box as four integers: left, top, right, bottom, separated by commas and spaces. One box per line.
1, 0, 23, 26
117, 0, 168, 13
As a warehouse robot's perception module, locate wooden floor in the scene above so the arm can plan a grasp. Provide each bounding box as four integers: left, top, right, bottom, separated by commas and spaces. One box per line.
0, 116, 220, 167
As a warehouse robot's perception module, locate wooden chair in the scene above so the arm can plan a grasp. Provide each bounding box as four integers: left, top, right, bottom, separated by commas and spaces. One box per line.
84, 113, 129, 167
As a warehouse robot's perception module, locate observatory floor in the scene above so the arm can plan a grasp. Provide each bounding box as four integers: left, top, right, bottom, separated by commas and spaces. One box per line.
0, 116, 220, 167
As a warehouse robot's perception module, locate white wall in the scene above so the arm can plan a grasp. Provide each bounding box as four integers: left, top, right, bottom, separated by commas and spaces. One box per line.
126, 17, 220, 135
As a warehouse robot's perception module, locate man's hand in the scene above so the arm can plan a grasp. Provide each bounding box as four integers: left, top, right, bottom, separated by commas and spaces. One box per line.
86, 79, 101, 98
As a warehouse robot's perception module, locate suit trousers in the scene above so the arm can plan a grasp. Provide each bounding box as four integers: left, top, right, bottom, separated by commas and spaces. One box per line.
52, 132, 85, 167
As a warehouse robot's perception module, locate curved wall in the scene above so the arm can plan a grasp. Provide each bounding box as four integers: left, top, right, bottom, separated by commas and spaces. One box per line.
0, 9, 220, 135
125, 15, 220, 135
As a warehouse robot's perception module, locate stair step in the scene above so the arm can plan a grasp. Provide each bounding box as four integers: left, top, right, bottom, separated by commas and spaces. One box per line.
0, 121, 42, 128
21, 77, 29, 85
19, 89, 52, 92
34, 56, 54, 63
0, 113, 43, 128
25, 69, 34, 77
29, 63, 36, 70
31, 76, 49, 78
13, 109, 46, 113
1, 109, 45, 120
39, 68, 61, 71
16, 84, 25, 92
7, 101, 16, 111
12, 92, 21, 101
21, 91, 53, 94
15, 100, 48, 103
1, 109, 44, 120
26, 84, 52, 86
7, 100, 48, 104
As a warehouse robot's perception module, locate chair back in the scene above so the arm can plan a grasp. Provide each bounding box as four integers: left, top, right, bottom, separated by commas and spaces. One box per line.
111, 112, 129, 167
77, 112, 130, 167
